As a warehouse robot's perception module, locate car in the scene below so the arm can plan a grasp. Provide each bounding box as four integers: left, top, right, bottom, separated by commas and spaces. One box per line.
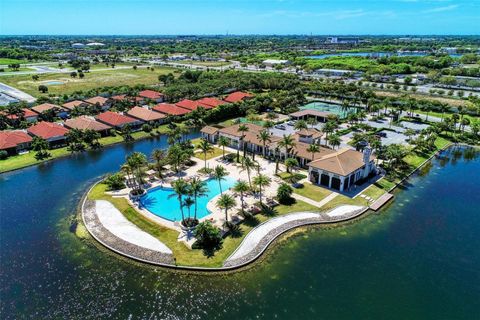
275, 124, 286, 130
376, 132, 387, 138
286, 121, 295, 126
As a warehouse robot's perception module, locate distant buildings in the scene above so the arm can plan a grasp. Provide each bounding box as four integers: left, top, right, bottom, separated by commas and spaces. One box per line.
262, 59, 290, 67
326, 37, 360, 45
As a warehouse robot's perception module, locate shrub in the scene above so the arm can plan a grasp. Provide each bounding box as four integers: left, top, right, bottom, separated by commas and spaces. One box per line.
0, 150, 8, 160
277, 183, 294, 205
142, 123, 152, 133
104, 173, 126, 191
193, 221, 223, 249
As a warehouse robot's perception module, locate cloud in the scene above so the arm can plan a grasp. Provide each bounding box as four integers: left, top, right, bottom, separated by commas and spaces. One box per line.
423, 4, 459, 13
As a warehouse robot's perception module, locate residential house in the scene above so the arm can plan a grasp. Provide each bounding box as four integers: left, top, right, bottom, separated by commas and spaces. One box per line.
127, 106, 166, 125
1, 108, 38, 123
138, 90, 164, 103
152, 103, 191, 116
95, 111, 143, 131
84, 96, 112, 111
175, 99, 205, 111
0, 130, 33, 155
294, 128, 324, 145
223, 91, 253, 104
27, 121, 69, 148
200, 126, 220, 143
31, 103, 69, 119
62, 100, 90, 112
196, 97, 226, 109
64, 116, 112, 136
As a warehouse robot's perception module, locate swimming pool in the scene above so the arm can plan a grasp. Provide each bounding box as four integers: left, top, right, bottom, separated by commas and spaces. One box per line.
140, 177, 238, 221
44, 80, 64, 85
300, 101, 357, 119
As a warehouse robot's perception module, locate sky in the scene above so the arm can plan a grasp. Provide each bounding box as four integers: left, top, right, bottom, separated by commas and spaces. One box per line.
0, 0, 478, 35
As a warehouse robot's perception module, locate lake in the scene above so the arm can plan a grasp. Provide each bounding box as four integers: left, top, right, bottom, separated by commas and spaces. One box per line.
1, 138, 479, 319
306, 52, 462, 59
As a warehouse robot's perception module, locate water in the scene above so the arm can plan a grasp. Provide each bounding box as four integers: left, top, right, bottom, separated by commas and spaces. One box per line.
140, 176, 237, 221
301, 101, 357, 118
44, 80, 64, 85
306, 52, 463, 59
1, 142, 479, 319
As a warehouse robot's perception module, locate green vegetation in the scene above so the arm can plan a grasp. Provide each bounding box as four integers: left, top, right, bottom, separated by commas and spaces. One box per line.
0, 58, 27, 65
194, 147, 225, 160
88, 182, 318, 267
293, 182, 332, 202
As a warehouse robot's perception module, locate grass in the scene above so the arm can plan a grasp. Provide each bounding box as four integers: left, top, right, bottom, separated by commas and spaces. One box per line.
88, 182, 318, 268
194, 147, 227, 161
0, 124, 176, 173
410, 108, 478, 123
293, 182, 332, 202
0, 66, 180, 97
175, 60, 232, 67
0, 58, 27, 65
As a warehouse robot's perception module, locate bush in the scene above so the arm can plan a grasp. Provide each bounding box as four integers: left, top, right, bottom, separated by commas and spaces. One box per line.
0, 150, 8, 160
193, 221, 223, 249
277, 183, 294, 205
104, 173, 126, 191
142, 123, 152, 133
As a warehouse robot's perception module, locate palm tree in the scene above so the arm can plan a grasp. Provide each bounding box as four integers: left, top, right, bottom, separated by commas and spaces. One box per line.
213, 165, 228, 194
242, 156, 258, 188
169, 178, 189, 223
294, 120, 308, 130
151, 149, 166, 179
327, 134, 341, 150
322, 121, 337, 143
189, 177, 208, 220
307, 144, 320, 161
233, 180, 249, 215
253, 174, 271, 205
284, 157, 298, 174
306, 117, 317, 129
198, 138, 213, 169
278, 134, 296, 159
263, 120, 274, 133
257, 129, 271, 157
184, 197, 195, 220
217, 136, 229, 160
237, 124, 249, 161
126, 152, 147, 192
216, 194, 236, 225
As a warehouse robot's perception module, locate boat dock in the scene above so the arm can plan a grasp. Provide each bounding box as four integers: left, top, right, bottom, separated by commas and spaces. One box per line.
369, 193, 394, 211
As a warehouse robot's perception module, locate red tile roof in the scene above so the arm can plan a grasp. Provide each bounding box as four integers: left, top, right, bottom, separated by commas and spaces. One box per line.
64, 116, 112, 131
31, 103, 65, 114
0, 130, 32, 150
84, 96, 109, 105
63, 100, 87, 111
175, 99, 204, 111
27, 121, 69, 139
111, 94, 126, 101
138, 90, 164, 100
1, 108, 38, 120
196, 97, 226, 108
224, 91, 253, 103
127, 106, 166, 122
153, 103, 191, 116
96, 111, 139, 126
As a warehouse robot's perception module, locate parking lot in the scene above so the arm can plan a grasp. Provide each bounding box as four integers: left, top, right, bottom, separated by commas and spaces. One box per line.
376, 130, 410, 146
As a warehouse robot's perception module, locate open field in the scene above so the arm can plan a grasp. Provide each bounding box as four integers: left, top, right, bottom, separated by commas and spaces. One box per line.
88, 181, 318, 268
0, 58, 28, 65
0, 66, 180, 97
374, 90, 470, 107
175, 60, 232, 67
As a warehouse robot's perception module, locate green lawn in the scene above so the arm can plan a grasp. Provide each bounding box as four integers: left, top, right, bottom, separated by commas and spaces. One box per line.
88, 182, 318, 268
194, 147, 228, 161
0, 124, 175, 173
175, 60, 232, 67
0, 66, 180, 97
0, 58, 28, 65
293, 182, 332, 202
410, 109, 478, 123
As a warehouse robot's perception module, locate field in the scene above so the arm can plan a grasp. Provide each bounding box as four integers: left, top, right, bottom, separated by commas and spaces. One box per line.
0, 58, 28, 65
175, 60, 232, 67
0, 66, 180, 97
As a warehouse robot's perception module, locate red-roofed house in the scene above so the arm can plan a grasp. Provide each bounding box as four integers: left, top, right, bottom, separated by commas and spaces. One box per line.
138, 90, 164, 103
196, 97, 226, 108
1, 108, 38, 123
127, 106, 166, 125
64, 116, 112, 136
62, 100, 90, 112
111, 94, 127, 102
175, 99, 204, 111
84, 96, 112, 111
0, 130, 33, 155
224, 91, 253, 103
32, 103, 70, 119
96, 111, 143, 131
27, 121, 70, 147
152, 103, 191, 116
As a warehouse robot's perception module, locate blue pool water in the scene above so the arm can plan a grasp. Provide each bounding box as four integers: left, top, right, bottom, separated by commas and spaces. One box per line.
140, 176, 238, 221
45, 80, 64, 85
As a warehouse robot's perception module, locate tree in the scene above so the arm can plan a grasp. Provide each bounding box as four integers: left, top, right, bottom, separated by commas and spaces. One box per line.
83, 129, 101, 149
257, 129, 271, 157
189, 177, 208, 220
142, 123, 152, 133
217, 136, 229, 160
294, 120, 308, 130
66, 128, 85, 152
167, 143, 191, 173
38, 85, 48, 93
216, 194, 236, 226
193, 221, 222, 249
284, 157, 298, 174
121, 124, 134, 142
198, 138, 213, 169
151, 149, 166, 179
125, 152, 147, 192
236, 124, 249, 161
277, 183, 294, 205
242, 156, 258, 188
253, 174, 271, 205
184, 197, 195, 220
169, 178, 190, 223
322, 121, 337, 143
233, 180, 249, 216
278, 134, 296, 159
32, 75, 39, 81
213, 165, 228, 194
70, 71, 77, 78
31, 136, 51, 160
104, 173, 126, 191
307, 143, 320, 161
306, 117, 317, 129
327, 134, 341, 149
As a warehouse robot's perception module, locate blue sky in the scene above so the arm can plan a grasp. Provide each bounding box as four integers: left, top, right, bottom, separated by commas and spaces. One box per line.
1, 0, 478, 35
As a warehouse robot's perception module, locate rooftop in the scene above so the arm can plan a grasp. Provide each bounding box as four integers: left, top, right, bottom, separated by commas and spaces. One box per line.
200, 126, 219, 135
308, 148, 373, 176
27, 121, 69, 139
31, 103, 64, 114
196, 97, 226, 108
175, 99, 204, 111
96, 111, 139, 126
138, 90, 164, 100
127, 106, 166, 122
62, 100, 87, 111
224, 91, 253, 103
0, 130, 32, 150
64, 116, 112, 132
84, 96, 109, 105
289, 109, 333, 118
153, 103, 191, 116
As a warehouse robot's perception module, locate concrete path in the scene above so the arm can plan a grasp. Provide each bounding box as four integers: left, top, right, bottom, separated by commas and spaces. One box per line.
225, 205, 364, 266
0, 82, 36, 103
292, 192, 338, 208
95, 200, 172, 254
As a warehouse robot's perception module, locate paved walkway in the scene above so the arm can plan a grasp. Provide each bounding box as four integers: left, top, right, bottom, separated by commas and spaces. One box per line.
224, 205, 365, 267
292, 191, 339, 208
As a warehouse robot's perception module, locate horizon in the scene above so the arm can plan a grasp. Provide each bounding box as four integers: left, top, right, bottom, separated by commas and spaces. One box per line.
1, 0, 478, 36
